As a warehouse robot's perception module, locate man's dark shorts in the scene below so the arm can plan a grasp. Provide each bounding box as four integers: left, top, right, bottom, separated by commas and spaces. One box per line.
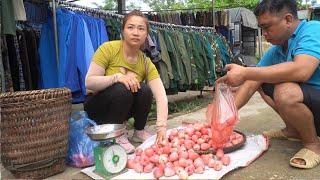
261, 83, 320, 135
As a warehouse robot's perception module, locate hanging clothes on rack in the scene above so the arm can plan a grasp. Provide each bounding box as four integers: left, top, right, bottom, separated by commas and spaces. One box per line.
0, 1, 45, 93
23, 29, 41, 90
1, 37, 14, 92
143, 35, 161, 64
143, 25, 227, 94
78, 13, 109, 50
105, 18, 122, 40
153, 28, 173, 90
38, 13, 58, 89
13, 0, 27, 21
144, 10, 216, 27
39, 5, 109, 103
2, 0, 17, 35
0, 39, 5, 92
55, 2, 232, 97
17, 29, 34, 90
3, 27, 44, 92
5, 35, 21, 91
24, 1, 49, 24
172, 30, 192, 89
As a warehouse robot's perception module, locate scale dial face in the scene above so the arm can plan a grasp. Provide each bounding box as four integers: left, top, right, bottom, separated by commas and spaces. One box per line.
102, 144, 128, 174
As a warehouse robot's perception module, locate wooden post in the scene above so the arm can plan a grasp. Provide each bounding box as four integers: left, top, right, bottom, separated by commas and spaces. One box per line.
117, 0, 126, 14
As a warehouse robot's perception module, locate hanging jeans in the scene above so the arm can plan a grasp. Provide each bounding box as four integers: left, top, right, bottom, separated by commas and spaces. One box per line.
84, 83, 153, 130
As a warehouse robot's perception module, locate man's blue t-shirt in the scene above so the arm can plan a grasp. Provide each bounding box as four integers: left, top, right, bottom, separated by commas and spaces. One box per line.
257, 20, 320, 90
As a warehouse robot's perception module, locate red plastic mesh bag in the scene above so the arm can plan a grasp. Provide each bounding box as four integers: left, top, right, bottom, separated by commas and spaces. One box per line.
207, 83, 239, 148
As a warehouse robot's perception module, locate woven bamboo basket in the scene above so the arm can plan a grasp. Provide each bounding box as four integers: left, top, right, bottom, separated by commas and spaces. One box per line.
0, 88, 72, 179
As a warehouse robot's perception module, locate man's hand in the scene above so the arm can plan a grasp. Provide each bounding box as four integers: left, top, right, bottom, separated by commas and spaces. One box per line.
218, 64, 247, 87
156, 130, 167, 145
118, 68, 141, 92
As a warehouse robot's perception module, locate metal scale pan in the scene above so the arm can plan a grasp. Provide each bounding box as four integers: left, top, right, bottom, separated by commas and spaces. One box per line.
86, 124, 126, 141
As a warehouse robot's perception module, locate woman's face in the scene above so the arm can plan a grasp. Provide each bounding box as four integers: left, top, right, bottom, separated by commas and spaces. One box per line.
122, 16, 148, 47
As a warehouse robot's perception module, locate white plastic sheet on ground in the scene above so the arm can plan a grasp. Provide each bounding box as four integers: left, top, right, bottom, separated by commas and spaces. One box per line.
81, 127, 269, 179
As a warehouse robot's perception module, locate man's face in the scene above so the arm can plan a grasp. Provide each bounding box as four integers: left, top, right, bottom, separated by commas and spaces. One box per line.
258, 12, 290, 45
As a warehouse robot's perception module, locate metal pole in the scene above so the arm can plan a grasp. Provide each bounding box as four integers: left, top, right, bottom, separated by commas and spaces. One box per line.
212, 0, 215, 27
52, 0, 59, 68
258, 27, 263, 58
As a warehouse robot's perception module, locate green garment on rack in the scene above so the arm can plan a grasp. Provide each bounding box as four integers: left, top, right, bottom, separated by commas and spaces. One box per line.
169, 30, 188, 91
208, 35, 223, 75
197, 33, 211, 81
214, 34, 231, 66
182, 31, 199, 89
105, 18, 121, 40
162, 30, 180, 93
2, 0, 16, 35
157, 29, 173, 90
189, 32, 207, 90
202, 33, 217, 85
173, 31, 192, 88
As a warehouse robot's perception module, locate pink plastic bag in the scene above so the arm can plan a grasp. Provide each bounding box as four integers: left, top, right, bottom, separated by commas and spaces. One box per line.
207, 83, 239, 148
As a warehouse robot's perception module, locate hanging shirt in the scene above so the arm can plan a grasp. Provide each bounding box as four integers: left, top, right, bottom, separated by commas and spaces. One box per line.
67, 13, 94, 103
24, 2, 48, 24
96, 19, 109, 46
78, 13, 108, 51
2, 0, 16, 35
157, 29, 172, 89
0, 44, 5, 92
39, 8, 95, 103
79, 13, 100, 51
257, 20, 320, 90
38, 14, 59, 88
13, 0, 27, 21
23, 29, 40, 90
17, 30, 33, 90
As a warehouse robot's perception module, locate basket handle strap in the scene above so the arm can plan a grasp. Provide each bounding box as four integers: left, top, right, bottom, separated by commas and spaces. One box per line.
7, 154, 65, 172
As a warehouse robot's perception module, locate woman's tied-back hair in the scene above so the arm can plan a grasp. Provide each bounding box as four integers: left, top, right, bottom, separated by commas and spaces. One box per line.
254, 0, 298, 19
122, 10, 150, 33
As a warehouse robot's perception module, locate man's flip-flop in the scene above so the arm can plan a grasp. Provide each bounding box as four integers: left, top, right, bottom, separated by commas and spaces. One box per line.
290, 148, 320, 169
262, 129, 300, 142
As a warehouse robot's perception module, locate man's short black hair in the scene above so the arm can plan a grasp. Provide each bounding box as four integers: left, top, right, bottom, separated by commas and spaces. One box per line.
254, 0, 298, 18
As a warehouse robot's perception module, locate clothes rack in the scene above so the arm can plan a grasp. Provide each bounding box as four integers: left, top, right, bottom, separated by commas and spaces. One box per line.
139, 7, 213, 12
49, 1, 229, 97
57, 1, 215, 32
150, 21, 215, 32
59, 1, 123, 18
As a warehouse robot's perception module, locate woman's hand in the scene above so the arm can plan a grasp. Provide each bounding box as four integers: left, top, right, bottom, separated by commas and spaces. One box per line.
156, 129, 167, 145
118, 70, 141, 92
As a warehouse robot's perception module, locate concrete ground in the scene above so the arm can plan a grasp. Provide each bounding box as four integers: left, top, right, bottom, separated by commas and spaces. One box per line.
2, 92, 320, 179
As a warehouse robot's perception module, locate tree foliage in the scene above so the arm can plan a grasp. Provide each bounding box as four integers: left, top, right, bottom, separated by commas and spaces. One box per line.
97, 0, 313, 12
142, 0, 312, 11
94, 0, 141, 11
93, 0, 116, 10
143, 0, 260, 11
296, 0, 312, 10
